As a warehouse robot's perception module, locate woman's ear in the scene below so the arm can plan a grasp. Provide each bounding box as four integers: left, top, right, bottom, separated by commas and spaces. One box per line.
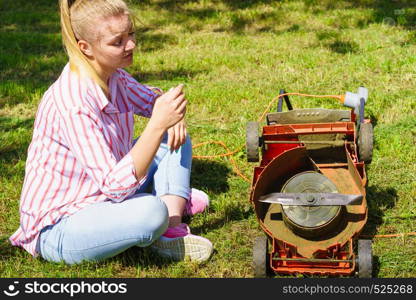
78, 40, 93, 57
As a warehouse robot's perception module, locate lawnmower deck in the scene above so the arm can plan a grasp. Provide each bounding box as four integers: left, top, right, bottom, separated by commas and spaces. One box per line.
248, 88, 374, 277
251, 145, 367, 275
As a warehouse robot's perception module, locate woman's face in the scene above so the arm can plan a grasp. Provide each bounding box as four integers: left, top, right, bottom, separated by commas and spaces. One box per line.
81, 13, 136, 78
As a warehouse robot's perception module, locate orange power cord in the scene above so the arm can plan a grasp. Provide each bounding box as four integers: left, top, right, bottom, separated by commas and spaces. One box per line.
191, 92, 415, 239
192, 92, 344, 181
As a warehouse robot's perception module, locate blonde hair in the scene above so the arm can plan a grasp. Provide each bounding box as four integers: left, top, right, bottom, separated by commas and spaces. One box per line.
59, 0, 132, 93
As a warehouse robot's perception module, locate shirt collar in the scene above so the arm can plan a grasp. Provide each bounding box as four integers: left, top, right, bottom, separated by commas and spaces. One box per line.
92, 71, 120, 113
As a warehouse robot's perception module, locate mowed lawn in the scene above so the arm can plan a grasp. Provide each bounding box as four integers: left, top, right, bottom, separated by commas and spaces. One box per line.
0, 0, 415, 277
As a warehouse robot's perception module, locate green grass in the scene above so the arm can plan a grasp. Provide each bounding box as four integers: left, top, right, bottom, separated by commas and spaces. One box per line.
1, 0, 415, 277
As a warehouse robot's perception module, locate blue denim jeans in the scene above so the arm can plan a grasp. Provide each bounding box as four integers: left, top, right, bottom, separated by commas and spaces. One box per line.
36, 134, 192, 264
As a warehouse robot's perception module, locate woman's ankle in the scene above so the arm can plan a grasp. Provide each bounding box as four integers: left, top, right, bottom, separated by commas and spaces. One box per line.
167, 215, 182, 228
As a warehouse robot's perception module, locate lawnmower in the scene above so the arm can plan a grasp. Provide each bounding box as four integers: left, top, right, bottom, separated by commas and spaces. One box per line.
247, 87, 374, 277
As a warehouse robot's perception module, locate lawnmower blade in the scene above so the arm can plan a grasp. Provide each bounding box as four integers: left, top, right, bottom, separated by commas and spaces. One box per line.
258, 193, 363, 206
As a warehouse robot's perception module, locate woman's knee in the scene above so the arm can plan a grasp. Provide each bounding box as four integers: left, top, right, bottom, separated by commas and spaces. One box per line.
144, 196, 169, 234
131, 195, 169, 245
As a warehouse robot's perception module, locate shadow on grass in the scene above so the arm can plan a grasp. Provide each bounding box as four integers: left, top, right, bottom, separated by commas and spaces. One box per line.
190, 159, 251, 234
0, 117, 33, 181
153, 0, 275, 10
0, 116, 34, 132
328, 40, 360, 54
142, 0, 416, 35
372, 255, 381, 278
304, 0, 416, 30
361, 185, 398, 250
0, 236, 21, 261
149, 2, 284, 34
190, 159, 231, 194
0, 0, 65, 107
131, 68, 206, 83
108, 246, 179, 273
136, 32, 178, 52
0, 116, 33, 159
190, 206, 252, 236
315, 32, 361, 55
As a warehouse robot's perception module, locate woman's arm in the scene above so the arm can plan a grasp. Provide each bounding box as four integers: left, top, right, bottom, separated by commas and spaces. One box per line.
129, 84, 187, 180
117, 69, 160, 118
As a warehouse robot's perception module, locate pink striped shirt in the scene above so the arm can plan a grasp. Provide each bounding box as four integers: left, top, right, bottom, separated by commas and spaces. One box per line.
9, 64, 160, 256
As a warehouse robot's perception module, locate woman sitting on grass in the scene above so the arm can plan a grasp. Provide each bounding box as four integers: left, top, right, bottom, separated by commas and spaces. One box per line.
9, 0, 213, 264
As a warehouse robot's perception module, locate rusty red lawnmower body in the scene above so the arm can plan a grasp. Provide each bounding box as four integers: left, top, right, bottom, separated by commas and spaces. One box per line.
247, 88, 374, 277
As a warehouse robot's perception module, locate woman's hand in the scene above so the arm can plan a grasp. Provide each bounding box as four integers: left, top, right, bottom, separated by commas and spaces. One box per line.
167, 119, 187, 151
149, 84, 187, 131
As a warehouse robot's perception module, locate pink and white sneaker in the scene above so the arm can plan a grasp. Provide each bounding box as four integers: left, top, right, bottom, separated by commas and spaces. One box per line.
183, 188, 210, 216
151, 223, 213, 262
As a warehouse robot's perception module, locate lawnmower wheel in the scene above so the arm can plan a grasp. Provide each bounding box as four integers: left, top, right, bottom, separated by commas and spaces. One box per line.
358, 122, 374, 164
357, 239, 373, 278
246, 122, 259, 162
253, 235, 268, 278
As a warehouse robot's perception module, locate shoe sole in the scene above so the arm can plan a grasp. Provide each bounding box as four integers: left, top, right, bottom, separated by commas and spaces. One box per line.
151, 235, 213, 262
